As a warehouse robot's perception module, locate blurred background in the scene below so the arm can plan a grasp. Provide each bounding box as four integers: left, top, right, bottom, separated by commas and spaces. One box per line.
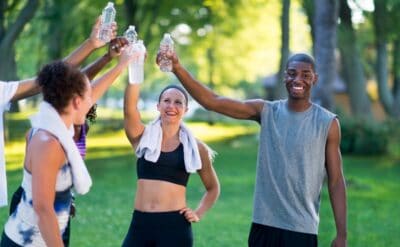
1, 0, 400, 246
2, 0, 400, 155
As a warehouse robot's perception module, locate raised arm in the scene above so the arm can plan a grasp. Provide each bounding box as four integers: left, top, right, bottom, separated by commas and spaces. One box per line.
90, 43, 134, 103
325, 118, 347, 247
63, 17, 116, 67
157, 51, 264, 121
11, 17, 117, 101
82, 37, 128, 81
180, 141, 220, 222
123, 83, 145, 149
11, 78, 39, 101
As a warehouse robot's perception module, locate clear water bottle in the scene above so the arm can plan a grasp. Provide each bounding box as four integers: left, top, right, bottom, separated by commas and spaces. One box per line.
159, 33, 174, 72
124, 25, 138, 44
124, 25, 138, 56
129, 40, 146, 84
99, 2, 116, 43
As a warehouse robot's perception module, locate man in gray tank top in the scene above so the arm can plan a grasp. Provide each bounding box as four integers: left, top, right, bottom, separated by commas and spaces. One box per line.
162, 52, 347, 247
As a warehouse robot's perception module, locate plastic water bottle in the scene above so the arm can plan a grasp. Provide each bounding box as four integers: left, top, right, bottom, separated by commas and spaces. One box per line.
99, 2, 116, 43
124, 25, 138, 45
159, 33, 174, 72
128, 40, 146, 84
124, 25, 138, 57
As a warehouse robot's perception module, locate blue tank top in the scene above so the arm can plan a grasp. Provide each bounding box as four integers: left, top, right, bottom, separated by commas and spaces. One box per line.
4, 128, 73, 246
137, 143, 190, 186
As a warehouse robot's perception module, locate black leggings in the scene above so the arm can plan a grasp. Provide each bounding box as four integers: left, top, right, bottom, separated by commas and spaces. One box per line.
122, 210, 193, 247
0, 231, 21, 247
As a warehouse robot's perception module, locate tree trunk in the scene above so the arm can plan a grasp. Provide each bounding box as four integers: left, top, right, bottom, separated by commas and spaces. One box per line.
124, 0, 139, 31
207, 47, 216, 125
45, 1, 63, 61
124, 0, 160, 44
338, 0, 372, 118
373, 1, 394, 116
273, 0, 290, 100
375, 41, 393, 115
312, 0, 339, 111
0, 0, 39, 112
392, 39, 400, 118
301, 0, 315, 55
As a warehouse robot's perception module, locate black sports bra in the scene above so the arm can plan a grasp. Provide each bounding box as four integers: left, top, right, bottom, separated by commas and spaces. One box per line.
137, 143, 190, 186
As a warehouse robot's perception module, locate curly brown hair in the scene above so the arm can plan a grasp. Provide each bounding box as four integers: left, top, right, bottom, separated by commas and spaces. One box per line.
37, 61, 87, 113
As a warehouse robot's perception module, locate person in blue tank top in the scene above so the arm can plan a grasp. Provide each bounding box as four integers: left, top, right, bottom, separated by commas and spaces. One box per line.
7, 35, 130, 246
122, 81, 220, 247
0, 16, 118, 210
158, 52, 347, 247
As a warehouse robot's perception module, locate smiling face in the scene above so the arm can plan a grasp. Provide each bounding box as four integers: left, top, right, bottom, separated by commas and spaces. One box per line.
157, 88, 188, 124
284, 61, 317, 101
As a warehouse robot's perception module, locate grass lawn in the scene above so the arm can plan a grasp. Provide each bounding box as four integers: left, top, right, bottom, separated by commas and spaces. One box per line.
1, 120, 399, 246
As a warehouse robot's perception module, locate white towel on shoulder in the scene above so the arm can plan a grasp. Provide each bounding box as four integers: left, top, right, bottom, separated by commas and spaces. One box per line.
30, 101, 92, 195
136, 118, 201, 173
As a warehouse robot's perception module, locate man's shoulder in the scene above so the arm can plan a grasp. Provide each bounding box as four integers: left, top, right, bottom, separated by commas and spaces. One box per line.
265, 99, 285, 107
312, 102, 336, 117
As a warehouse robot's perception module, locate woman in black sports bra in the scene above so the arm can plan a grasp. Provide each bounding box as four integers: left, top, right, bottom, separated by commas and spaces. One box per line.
122, 82, 220, 247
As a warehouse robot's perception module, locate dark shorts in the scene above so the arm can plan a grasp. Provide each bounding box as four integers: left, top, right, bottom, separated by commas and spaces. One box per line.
248, 223, 318, 247
122, 210, 193, 247
0, 231, 21, 247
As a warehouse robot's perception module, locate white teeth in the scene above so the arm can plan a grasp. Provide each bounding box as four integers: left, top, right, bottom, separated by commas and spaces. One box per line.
293, 86, 303, 90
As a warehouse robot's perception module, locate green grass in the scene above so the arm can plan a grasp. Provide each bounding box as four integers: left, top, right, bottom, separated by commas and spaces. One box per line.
1, 121, 399, 246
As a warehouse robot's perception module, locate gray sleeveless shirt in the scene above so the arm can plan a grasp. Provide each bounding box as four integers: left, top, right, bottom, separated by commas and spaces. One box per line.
253, 99, 336, 234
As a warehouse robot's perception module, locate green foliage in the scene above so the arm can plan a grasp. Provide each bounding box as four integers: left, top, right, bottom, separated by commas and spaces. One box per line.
340, 117, 391, 155
11, 0, 312, 103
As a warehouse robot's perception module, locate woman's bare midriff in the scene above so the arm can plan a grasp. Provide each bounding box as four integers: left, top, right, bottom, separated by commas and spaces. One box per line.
134, 179, 187, 212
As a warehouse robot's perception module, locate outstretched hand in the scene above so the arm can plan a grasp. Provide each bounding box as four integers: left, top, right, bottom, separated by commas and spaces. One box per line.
108, 37, 129, 58
89, 16, 117, 49
179, 207, 200, 223
117, 44, 143, 68
156, 50, 180, 72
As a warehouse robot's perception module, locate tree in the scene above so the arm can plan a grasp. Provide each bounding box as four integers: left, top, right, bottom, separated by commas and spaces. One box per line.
272, 0, 290, 100
338, 0, 372, 118
373, 0, 400, 119
312, 0, 339, 111
0, 0, 40, 111
301, 0, 315, 53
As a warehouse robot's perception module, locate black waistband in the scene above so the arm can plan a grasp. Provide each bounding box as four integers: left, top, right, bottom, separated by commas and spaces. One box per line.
132, 210, 190, 228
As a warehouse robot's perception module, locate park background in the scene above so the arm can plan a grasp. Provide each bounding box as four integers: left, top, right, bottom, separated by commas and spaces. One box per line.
1, 0, 400, 246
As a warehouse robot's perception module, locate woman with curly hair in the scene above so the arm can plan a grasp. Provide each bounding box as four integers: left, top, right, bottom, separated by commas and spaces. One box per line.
7, 35, 129, 246
1, 41, 134, 247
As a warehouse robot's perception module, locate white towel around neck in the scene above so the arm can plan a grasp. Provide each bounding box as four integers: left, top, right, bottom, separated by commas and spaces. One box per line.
30, 101, 92, 195
135, 118, 201, 173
